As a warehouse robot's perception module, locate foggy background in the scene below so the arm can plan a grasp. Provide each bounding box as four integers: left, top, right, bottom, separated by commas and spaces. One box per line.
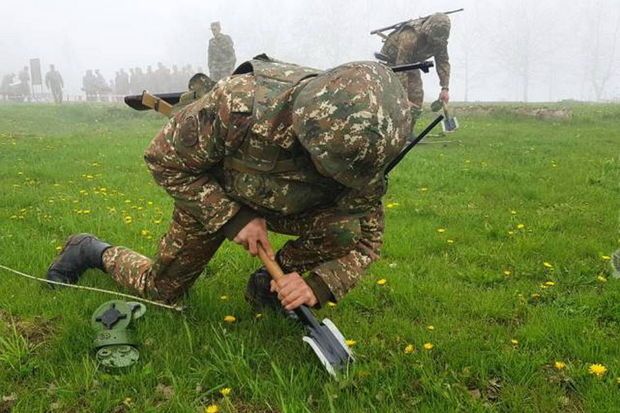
1, 0, 619, 102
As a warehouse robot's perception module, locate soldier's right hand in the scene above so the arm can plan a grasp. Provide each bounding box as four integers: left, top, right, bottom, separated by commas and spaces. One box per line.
233, 217, 275, 259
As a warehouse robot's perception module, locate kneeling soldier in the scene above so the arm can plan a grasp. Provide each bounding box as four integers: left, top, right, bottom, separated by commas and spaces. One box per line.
47, 55, 411, 311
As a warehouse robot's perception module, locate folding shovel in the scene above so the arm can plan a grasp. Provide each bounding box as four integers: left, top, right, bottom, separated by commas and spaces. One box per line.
257, 246, 354, 377
441, 102, 459, 133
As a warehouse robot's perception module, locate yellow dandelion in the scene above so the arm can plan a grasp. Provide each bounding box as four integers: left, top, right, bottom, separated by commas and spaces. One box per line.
601, 255, 611, 261
447, 239, 454, 244
154, 219, 162, 224
141, 229, 150, 236
220, 295, 228, 300
511, 210, 517, 215
437, 228, 446, 233
543, 262, 554, 269
427, 325, 435, 331
544, 281, 556, 287
327, 301, 337, 307
147, 201, 154, 206
554, 361, 566, 370
386, 202, 400, 209
83, 210, 91, 214
423, 342, 434, 350
220, 387, 231, 397
345, 339, 357, 347
508, 230, 515, 235
597, 275, 608, 283
55, 246, 62, 251
124, 199, 131, 204
376, 278, 387, 285
510, 339, 519, 345
503, 270, 512, 276
404, 344, 415, 354
517, 224, 525, 229
205, 405, 219, 413
420, 187, 428, 191
589, 363, 607, 377
223, 315, 236, 323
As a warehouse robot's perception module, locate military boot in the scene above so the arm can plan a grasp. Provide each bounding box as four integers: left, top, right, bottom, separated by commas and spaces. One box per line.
245, 267, 281, 312
47, 233, 111, 285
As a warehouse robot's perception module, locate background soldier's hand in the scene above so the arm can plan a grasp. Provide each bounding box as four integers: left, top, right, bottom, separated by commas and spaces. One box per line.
271, 272, 318, 310
233, 217, 274, 259
439, 88, 450, 103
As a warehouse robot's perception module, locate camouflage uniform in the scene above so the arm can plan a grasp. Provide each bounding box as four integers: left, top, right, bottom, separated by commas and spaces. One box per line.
45, 66, 64, 104
381, 13, 451, 112
101, 55, 410, 306
208, 23, 236, 82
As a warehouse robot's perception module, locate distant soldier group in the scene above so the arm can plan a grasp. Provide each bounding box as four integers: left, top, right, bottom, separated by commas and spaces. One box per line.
81, 63, 200, 102
0, 66, 32, 102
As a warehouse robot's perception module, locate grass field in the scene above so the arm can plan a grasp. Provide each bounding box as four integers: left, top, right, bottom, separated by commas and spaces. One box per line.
0, 102, 619, 412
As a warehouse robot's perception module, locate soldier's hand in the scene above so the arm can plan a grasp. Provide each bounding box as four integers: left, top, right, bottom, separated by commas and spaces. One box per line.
439, 88, 450, 103
271, 272, 318, 310
233, 217, 274, 259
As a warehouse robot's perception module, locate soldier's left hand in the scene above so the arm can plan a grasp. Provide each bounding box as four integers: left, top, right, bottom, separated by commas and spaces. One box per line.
271, 272, 318, 310
439, 88, 450, 103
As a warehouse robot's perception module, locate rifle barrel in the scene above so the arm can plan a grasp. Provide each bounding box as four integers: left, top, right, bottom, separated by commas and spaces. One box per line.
370, 8, 465, 35
124, 92, 183, 111
385, 115, 444, 175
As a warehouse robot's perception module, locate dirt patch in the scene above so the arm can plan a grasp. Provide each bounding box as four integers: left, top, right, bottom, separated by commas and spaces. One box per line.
453, 105, 573, 120
513, 108, 572, 120
0, 309, 57, 345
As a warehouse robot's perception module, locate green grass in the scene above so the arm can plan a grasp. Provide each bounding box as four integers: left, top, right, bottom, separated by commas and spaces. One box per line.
0, 102, 618, 412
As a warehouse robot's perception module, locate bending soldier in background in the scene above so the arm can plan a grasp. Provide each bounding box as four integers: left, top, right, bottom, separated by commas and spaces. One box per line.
208, 21, 236, 82
47, 55, 411, 313
381, 13, 451, 127
45, 65, 64, 104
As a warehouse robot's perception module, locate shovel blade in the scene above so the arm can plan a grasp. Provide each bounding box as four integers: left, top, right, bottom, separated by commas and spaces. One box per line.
442, 116, 459, 132
300, 317, 354, 377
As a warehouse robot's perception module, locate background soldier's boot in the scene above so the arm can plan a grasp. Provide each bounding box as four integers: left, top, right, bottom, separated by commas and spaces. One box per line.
245, 267, 281, 312
47, 233, 111, 284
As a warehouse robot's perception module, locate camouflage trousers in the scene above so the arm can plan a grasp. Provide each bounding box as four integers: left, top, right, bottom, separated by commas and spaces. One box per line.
102, 205, 384, 303
397, 70, 424, 111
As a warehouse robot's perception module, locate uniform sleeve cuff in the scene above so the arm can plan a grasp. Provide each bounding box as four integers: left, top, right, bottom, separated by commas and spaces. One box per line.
221, 207, 258, 240
305, 272, 335, 309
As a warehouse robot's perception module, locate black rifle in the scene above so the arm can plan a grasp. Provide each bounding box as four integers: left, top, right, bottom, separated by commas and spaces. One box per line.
385, 115, 444, 175
370, 8, 464, 35
124, 61, 434, 112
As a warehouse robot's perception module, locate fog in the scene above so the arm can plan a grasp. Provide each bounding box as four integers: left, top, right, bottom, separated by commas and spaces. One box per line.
1, 0, 619, 102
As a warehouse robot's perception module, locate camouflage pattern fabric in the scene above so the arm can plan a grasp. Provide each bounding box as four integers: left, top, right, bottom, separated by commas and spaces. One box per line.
101, 56, 407, 305
208, 34, 236, 81
293, 62, 410, 192
102, 207, 224, 303
381, 13, 451, 108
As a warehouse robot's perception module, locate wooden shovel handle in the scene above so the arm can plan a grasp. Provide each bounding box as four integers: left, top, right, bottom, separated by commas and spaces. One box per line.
257, 244, 285, 281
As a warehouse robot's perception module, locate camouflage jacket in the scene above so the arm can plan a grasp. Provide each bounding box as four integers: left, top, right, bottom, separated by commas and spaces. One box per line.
144, 56, 390, 302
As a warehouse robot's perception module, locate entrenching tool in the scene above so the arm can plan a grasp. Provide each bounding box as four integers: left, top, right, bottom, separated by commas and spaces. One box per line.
257, 245, 354, 377
441, 102, 459, 133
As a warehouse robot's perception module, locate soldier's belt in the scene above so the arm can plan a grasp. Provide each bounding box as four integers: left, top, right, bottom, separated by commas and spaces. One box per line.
224, 156, 306, 174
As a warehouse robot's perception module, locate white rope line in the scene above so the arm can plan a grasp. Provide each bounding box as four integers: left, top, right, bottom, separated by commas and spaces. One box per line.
0, 264, 184, 312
